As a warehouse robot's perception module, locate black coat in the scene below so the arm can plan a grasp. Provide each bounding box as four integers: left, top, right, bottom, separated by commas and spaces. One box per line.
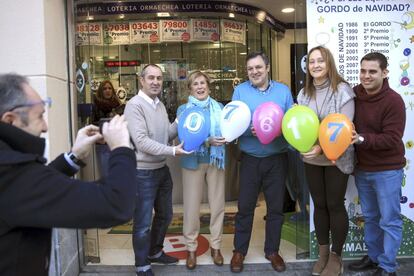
0, 122, 137, 276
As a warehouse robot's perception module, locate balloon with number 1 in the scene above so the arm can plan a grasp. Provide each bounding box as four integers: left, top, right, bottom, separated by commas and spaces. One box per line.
281, 105, 319, 152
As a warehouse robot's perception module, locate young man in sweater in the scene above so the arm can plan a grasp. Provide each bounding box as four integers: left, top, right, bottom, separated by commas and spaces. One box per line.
124, 64, 190, 276
349, 52, 406, 276
230, 52, 294, 273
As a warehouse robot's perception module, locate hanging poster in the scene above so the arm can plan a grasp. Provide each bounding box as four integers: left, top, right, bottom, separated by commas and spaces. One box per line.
191, 19, 220, 42
160, 20, 190, 42
103, 22, 130, 45
220, 19, 245, 45
130, 21, 160, 43
75, 23, 103, 46
307, 0, 414, 259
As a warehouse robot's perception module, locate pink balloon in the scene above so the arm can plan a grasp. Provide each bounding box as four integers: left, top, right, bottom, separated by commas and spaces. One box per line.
253, 102, 284, 144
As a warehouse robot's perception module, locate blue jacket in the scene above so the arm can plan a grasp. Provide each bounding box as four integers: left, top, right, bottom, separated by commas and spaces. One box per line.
232, 80, 294, 157
176, 102, 224, 170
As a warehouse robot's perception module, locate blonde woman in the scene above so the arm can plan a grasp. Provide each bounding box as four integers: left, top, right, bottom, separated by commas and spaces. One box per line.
177, 71, 226, 270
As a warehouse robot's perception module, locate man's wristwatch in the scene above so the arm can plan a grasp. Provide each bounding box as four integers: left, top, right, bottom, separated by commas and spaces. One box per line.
68, 151, 86, 167
357, 135, 365, 145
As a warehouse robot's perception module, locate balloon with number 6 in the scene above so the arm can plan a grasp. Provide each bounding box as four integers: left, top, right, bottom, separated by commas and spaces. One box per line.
319, 113, 352, 163
178, 106, 210, 151
220, 101, 251, 142
281, 105, 319, 152
253, 102, 284, 145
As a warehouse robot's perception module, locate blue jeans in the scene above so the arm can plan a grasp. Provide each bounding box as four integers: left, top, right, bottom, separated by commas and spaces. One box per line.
355, 169, 403, 273
132, 166, 173, 267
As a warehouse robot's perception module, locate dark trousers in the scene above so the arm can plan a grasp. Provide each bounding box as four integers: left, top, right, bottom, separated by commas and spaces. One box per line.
132, 166, 173, 267
233, 152, 287, 256
304, 163, 349, 255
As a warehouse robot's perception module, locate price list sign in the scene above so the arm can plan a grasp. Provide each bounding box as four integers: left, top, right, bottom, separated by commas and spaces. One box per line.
76, 23, 103, 46
160, 20, 190, 42
221, 19, 246, 45
191, 19, 220, 42
130, 21, 160, 43
307, 0, 414, 259
103, 23, 130, 45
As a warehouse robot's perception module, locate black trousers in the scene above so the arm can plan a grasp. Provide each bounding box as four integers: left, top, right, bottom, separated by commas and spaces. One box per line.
233, 152, 287, 256
304, 163, 349, 255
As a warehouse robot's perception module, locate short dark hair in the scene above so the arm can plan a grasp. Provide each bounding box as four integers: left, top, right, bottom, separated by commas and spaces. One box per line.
0, 73, 29, 117
140, 64, 162, 77
246, 51, 270, 66
360, 52, 388, 70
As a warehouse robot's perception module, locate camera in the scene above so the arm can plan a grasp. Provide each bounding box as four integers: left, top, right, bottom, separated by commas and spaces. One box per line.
98, 118, 111, 134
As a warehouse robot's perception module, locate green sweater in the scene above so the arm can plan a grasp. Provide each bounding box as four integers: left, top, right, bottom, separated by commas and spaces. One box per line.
124, 93, 178, 169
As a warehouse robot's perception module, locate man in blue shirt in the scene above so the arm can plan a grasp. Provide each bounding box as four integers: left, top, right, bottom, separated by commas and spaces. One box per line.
230, 52, 294, 273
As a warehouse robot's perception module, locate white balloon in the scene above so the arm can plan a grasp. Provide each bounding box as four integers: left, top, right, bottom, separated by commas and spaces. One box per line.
220, 101, 251, 142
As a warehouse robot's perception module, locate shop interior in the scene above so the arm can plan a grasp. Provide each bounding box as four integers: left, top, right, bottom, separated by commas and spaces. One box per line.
74, 0, 309, 268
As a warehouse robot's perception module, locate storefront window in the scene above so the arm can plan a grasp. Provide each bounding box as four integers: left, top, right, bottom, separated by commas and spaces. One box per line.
73, 0, 283, 267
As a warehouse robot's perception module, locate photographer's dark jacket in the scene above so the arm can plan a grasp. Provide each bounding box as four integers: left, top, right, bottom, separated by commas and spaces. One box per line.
0, 122, 136, 276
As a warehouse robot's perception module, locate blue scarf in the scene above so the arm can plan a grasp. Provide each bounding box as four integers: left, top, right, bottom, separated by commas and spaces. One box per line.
186, 96, 225, 169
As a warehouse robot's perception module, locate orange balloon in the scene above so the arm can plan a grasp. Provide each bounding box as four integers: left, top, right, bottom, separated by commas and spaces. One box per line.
319, 113, 353, 163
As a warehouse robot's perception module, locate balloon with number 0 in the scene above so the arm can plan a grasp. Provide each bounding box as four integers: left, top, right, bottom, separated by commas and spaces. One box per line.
220, 101, 251, 142
252, 102, 284, 145
319, 113, 352, 163
178, 106, 210, 151
281, 105, 319, 152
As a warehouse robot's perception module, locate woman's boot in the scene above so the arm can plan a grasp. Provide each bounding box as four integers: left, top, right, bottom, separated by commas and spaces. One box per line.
312, 244, 330, 275
321, 252, 343, 276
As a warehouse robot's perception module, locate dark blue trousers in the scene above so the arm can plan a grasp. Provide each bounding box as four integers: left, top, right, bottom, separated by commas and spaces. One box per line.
132, 166, 173, 267
233, 152, 287, 256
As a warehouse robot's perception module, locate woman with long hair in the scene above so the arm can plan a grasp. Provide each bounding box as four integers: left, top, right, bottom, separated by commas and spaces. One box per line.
93, 80, 124, 123
297, 46, 355, 276
93, 80, 124, 178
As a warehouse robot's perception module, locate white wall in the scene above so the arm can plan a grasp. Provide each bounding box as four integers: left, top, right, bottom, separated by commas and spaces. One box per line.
0, 1, 79, 275
276, 28, 307, 91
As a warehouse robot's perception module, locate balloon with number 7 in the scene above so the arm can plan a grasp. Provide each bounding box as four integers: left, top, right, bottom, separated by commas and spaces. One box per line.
318, 113, 353, 163
220, 101, 251, 142
281, 105, 319, 152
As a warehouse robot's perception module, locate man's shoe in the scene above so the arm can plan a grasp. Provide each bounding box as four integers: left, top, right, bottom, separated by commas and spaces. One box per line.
148, 251, 178, 265
230, 251, 244, 273
186, 251, 197, 270
348, 255, 378, 271
372, 267, 397, 276
265, 252, 286, 272
211, 247, 224, 266
136, 269, 154, 276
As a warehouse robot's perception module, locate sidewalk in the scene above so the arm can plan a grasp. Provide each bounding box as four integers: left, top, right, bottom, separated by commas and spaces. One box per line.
80, 258, 413, 275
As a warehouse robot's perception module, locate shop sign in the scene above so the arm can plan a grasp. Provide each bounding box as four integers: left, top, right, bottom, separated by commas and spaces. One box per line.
306, 0, 414, 259
130, 21, 160, 43
221, 19, 245, 45
104, 60, 141, 67
191, 19, 220, 42
103, 22, 130, 45
160, 20, 190, 42
75, 23, 103, 46
75, 1, 285, 32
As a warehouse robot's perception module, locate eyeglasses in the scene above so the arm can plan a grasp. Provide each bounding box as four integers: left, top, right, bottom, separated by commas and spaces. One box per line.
8, 97, 52, 112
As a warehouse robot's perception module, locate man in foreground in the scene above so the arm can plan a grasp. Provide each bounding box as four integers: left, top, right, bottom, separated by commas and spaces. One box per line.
0, 73, 136, 276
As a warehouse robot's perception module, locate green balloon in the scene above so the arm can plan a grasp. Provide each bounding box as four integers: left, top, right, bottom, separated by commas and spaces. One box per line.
282, 105, 320, 152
